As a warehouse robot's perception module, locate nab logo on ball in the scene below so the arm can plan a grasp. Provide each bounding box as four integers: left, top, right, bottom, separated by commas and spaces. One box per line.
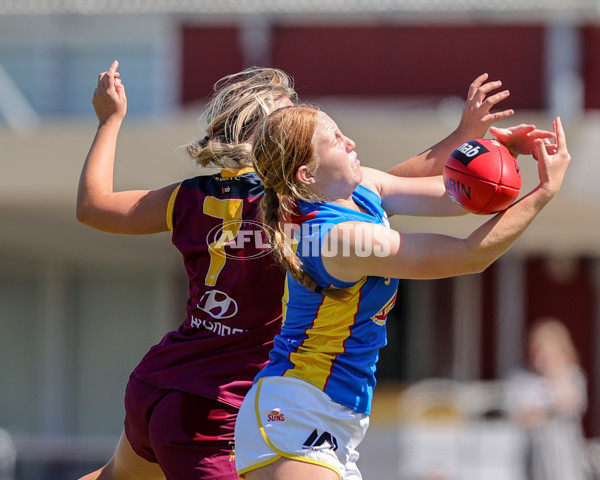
443, 138, 521, 215
450, 140, 490, 166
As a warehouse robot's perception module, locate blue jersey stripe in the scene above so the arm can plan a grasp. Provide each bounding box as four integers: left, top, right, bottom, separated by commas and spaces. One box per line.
257, 185, 399, 414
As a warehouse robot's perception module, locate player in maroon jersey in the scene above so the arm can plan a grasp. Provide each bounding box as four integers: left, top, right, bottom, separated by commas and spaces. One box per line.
76, 60, 514, 480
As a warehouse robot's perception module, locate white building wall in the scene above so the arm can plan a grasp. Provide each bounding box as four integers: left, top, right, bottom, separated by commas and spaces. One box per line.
0, 14, 178, 117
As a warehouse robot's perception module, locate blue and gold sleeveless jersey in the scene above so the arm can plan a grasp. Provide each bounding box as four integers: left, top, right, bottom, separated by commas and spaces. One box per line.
256, 185, 399, 414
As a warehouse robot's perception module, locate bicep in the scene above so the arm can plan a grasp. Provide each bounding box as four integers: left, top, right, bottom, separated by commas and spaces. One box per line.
322, 223, 478, 282
362, 167, 465, 217
77, 183, 179, 234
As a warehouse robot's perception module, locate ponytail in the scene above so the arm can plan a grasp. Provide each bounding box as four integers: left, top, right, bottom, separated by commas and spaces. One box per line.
262, 188, 351, 302
186, 136, 252, 169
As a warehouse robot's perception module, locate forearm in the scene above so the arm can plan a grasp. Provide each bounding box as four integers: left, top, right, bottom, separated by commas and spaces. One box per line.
464, 187, 552, 269
323, 188, 548, 283
387, 128, 476, 178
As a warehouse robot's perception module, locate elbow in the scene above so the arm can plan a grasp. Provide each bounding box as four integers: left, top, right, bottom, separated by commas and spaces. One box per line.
76, 188, 103, 228
472, 262, 492, 275
75, 200, 96, 227
462, 240, 503, 275
75, 206, 89, 226
462, 256, 495, 275
75, 189, 89, 224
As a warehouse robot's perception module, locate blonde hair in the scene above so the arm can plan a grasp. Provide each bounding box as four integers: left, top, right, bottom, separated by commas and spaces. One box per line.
186, 67, 297, 168
252, 106, 349, 301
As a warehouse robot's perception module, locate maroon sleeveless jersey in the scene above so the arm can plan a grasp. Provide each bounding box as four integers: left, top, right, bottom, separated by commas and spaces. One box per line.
131, 168, 284, 408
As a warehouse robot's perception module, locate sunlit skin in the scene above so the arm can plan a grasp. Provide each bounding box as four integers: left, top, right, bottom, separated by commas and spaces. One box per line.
299, 112, 363, 207
290, 113, 572, 288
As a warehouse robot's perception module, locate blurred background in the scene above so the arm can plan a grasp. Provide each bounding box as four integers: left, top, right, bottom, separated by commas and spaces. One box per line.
1, 1, 600, 479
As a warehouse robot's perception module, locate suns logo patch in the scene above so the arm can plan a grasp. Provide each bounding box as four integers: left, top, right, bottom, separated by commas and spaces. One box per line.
371, 290, 397, 325
267, 408, 285, 422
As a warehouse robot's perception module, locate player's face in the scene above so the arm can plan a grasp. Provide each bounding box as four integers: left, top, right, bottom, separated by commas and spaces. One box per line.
529, 334, 564, 375
312, 112, 362, 199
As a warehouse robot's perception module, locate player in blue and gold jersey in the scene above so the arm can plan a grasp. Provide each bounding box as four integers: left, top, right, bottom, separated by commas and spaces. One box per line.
234, 106, 571, 479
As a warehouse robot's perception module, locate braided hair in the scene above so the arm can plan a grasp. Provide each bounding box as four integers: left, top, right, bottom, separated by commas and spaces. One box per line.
253, 106, 350, 301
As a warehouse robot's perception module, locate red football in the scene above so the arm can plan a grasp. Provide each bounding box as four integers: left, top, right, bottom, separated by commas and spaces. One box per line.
443, 138, 521, 215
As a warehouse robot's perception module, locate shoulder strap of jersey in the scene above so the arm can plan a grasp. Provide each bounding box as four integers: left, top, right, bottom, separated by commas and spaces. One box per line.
166, 184, 182, 231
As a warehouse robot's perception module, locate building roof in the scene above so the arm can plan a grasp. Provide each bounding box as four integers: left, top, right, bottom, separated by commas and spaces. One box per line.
0, 0, 596, 19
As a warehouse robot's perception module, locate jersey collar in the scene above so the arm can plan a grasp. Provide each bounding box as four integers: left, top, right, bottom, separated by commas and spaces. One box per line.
220, 167, 255, 178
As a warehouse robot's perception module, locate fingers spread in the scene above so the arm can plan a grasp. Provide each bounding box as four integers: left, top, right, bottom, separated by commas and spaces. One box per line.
482, 89, 510, 107
485, 109, 514, 123
468, 72, 489, 92
478, 81, 504, 97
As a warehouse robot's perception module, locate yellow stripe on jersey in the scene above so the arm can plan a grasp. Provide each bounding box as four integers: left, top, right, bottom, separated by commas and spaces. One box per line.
166, 184, 181, 232
221, 166, 255, 178
280, 241, 298, 327
281, 275, 290, 327
285, 278, 366, 390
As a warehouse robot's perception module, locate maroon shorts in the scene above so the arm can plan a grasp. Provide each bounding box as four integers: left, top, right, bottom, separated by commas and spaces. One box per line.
124, 375, 241, 480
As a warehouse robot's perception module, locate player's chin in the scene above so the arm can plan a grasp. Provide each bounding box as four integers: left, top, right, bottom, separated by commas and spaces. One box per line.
356, 166, 364, 184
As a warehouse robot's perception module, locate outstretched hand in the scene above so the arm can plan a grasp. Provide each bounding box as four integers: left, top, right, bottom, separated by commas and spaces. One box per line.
534, 117, 571, 198
490, 124, 557, 159
92, 60, 127, 124
456, 73, 514, 140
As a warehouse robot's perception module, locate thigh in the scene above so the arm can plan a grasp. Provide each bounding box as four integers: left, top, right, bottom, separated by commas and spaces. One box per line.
78, 432, 165, 480
112, 433, 166, 480
246, 457, 339, 480
149, 389, 241, 480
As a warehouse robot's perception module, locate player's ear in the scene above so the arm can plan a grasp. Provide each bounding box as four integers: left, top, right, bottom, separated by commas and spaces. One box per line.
296, 165, 316, 186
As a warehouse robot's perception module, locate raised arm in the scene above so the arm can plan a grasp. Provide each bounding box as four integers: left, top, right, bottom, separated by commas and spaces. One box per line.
326, 117, 570, 282
363, 121, 556, 218
360, 166, 465, 217
388, 73, 514, 177
76, 60, 177, 235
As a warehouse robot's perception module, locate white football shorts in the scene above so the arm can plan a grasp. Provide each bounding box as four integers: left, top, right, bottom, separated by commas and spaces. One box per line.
234, 376, 369, 479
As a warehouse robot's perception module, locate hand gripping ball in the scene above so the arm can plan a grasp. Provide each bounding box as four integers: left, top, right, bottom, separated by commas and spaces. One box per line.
443, 138, 521, 215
